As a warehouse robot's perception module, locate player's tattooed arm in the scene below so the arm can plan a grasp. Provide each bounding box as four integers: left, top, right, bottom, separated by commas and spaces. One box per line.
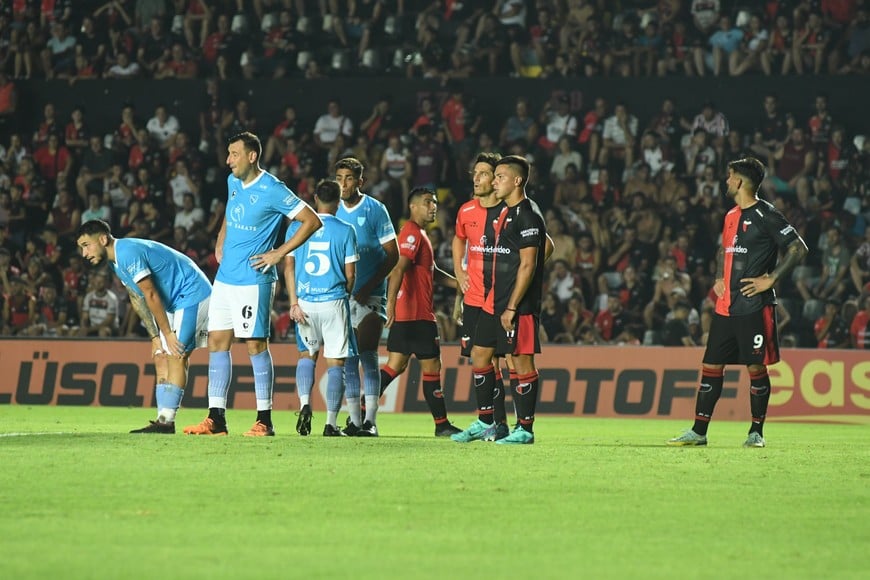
770, 237, 809, 284
126, 287, 160, 339
713, 246, 726, 297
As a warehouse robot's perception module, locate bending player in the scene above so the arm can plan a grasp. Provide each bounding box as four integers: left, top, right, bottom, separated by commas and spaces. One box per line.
76, 219, 212, 434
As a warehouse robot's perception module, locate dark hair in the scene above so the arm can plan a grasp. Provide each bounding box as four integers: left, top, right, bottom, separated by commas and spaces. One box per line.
335, 156, 364, 179
228, 131, 262, 160
408, 186, 435, 208
475, 152, 502, 169
77, 219, 112, 239
495, 155, 530, 187
728, 157, 766, 193
315, 179, 341, 204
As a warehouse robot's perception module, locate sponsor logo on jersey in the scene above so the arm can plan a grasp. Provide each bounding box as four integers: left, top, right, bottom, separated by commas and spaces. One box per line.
520, 227, 539, 238
283, 194, 296, 205
726, 245, 748, 254
780, 225, 795, 236
231, 203, 245, 223
406, 235, 416, 244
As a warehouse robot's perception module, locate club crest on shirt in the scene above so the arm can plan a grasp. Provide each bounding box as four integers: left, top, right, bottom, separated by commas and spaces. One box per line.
742, 220, 752, 232
357, 216, 366, 226
249, 194, 258, 205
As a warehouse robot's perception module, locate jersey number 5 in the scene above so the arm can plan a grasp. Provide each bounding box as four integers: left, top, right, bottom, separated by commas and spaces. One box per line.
304, 241, 331, 276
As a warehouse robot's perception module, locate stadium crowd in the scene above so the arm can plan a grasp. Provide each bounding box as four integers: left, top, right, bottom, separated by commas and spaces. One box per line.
1, 0, 869, 349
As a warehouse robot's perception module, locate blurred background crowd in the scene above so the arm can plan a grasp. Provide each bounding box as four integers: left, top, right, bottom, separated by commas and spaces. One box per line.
1, 0, 869, 350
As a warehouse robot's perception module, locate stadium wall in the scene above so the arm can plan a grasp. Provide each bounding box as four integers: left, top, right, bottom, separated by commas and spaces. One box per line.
11, 76, 870, 141
2, 340, 867, 424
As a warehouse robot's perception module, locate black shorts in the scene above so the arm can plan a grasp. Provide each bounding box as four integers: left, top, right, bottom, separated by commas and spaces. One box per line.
473, 310, 541, 357
459, 304, 483, 357
703, 306, 779, 366
387, 320, 441, 359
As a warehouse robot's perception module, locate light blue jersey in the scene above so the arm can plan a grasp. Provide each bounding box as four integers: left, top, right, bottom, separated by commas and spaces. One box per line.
112, 238, 211, 311
335, 194, 395, 297
218, 170, 306, 285
287, 214, 359, 302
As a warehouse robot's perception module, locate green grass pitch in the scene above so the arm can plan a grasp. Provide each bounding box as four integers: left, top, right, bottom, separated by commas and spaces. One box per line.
0, 406, 867, 579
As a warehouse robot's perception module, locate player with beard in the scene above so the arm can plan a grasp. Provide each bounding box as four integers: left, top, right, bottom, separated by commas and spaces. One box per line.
668, 157, 807, 448
76, 219, 212, 434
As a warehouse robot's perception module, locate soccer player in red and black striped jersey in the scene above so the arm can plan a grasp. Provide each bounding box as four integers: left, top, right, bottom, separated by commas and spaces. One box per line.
452, 153, 513, 441
669, 157, 807, 448
457, 155, 548, 445
376, 187, 463, 437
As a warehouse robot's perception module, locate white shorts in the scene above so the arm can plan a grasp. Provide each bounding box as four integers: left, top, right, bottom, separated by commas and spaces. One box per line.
163, 296, 210, 353
295, 298, 357, 359
208, 280, 276, 339
349, 294, 387, 328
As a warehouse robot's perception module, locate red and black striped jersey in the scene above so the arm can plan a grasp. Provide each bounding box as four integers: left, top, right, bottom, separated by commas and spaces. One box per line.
716, 199, 801, 317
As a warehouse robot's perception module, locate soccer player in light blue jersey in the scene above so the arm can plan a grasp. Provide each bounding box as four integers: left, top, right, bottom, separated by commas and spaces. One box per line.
184, 131, 322, 437
76, 219, 212, 434
334, 157, 398, 435
283, 179, 359, 437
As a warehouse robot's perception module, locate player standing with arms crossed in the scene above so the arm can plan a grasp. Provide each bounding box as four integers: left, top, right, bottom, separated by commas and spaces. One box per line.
76, 219, 212, 434
668, 157, 807, 448
334, 157, 398, 435
285, 179, 359, 437
184, 131, 321, 436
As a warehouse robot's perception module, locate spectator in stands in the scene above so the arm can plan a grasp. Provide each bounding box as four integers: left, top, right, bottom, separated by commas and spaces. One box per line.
155, 42, 198, 79
797, 226, 851, 301
599, 101, 638, 178
440, 86, 481, 178
769, 126, 816, 195
730, 13, 769, 76
24, 282, 71, 336
32, 133, 72, 185
538, 93, 577, 157
104, 50, 142, 78
82, 191, 112, 225
808, 93, 834, 151
32, 102, 60, 151
313, 98, 353, 167
815, 297, 851, 348
661, 300, 696, 346
578, 97, 607, 166
690, 0, 720, 36
658, 19, 697, 77
2, 276, 36, 335
794, 11, 829, 75
41, 21, 77, 79
762, 13, 795, 75
550, 136, 583, 182
146, 103, 181, 150
46, 187, 81, 243
174, 191, 205, 232
693, 14, 744, 77
0, 72, 17, 139
78, 272, 119, 338
850, 293, 870, 348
